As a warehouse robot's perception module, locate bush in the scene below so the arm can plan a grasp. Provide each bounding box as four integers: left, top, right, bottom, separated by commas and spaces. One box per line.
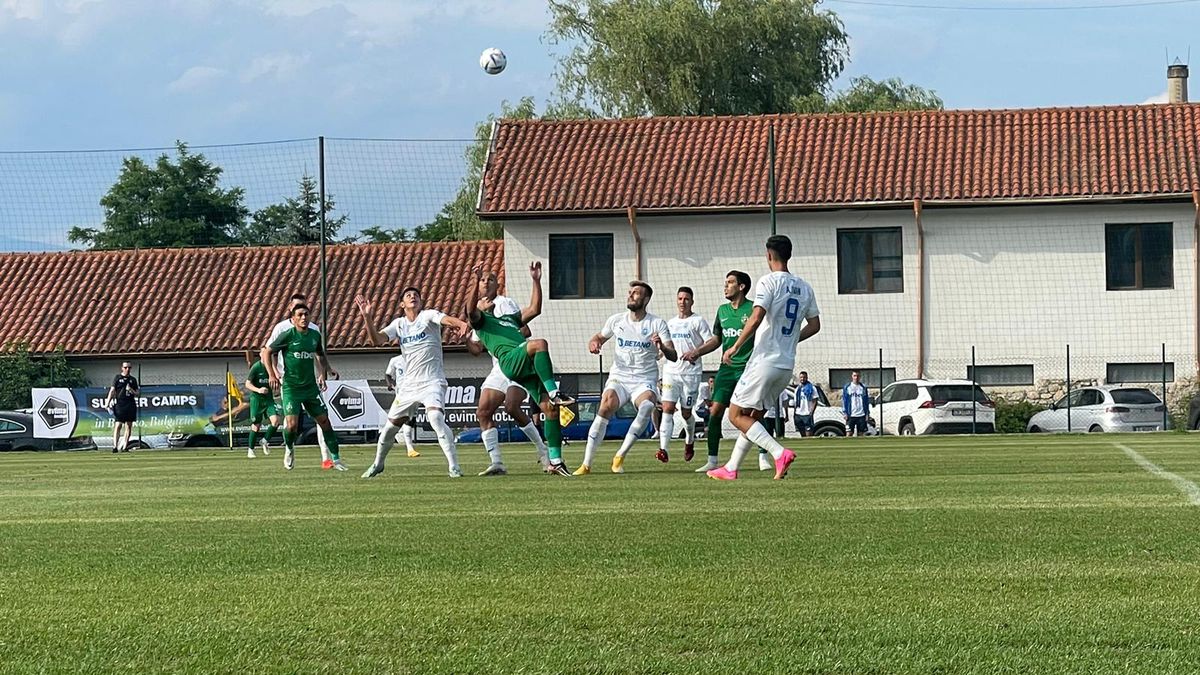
994, 399, 1045, 434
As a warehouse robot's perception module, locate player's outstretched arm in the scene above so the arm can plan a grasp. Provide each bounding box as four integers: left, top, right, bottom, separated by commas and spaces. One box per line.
353, 294, 390, 346
440, 314, 472, 342
588, 332, 609, 354
520, 261, 543, 324
466, 263, 484, 325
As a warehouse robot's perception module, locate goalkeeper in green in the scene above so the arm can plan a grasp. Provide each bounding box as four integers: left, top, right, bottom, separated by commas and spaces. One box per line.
466, 261, 574, 476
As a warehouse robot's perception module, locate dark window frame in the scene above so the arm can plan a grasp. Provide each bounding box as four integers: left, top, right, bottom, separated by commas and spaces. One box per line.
829, 368, 897, 390
837, 227, 904, 294
1107, 361, 1174, 384
967, 365, 1035, 387
548, 234, 614, 300
1105, 222, 1173, 291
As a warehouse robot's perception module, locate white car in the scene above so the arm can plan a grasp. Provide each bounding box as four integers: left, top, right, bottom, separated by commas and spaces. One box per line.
871, 379, 995, 435
1026, 385, 1168, 433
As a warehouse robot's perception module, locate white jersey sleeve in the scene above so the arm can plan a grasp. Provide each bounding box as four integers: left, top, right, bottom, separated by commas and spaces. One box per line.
600, 313, 621, 339
382, 318, 403, 342
493, 295, 521, 317
385, 355, 406, 380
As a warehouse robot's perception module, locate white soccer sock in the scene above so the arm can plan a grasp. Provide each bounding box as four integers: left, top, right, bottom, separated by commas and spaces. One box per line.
724, 434, 755, 472
427, 409, 459, 469
482, 427, 503, 465
583, 415, 609, 468
659, 413, 675, 451
617, 401, 656, 458
684, 414, 696, 444
317, 425, 331, 462
519, 422, 550, 466
375, 421, 399, 468
397, 425, 415, 452
745, 422, 786, 459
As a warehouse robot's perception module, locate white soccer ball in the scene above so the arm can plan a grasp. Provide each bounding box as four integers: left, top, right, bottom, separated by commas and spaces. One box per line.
480, 48, 506, 75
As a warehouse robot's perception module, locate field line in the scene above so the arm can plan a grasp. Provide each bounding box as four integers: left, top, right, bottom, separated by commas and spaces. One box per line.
1116, 443, 1200, 506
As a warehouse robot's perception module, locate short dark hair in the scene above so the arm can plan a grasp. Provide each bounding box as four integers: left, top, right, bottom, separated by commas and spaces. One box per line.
727, 270, 752, 293
766, 234, 792, 262
290, 293, 306, 302
291, 304, 310, 316
630, 280, 653, 298
800, 371, 808, 376
677, 286, 694, 298
402, 286, 421, 298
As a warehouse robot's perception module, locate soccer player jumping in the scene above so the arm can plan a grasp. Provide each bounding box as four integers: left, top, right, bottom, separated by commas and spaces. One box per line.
707, 235, 821, 481
465, 261, 575, 476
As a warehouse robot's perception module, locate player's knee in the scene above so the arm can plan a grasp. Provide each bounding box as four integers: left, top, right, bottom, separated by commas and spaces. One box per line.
528, 338, 548, 352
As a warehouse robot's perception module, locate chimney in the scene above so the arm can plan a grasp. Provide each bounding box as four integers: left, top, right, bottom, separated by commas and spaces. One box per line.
1168, 62, 1189, 103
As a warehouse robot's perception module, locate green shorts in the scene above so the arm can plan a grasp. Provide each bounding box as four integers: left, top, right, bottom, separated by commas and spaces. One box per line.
711, 364, 746, 405
496, 345, 545, 399
249, 394, 279, 424
281, 388, 327, 419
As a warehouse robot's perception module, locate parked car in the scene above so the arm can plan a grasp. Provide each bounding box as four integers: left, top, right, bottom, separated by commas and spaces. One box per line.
456, 394, 653, 444
1027, 386, 1168, 433
871, 379, 995, 435
0, 411, 97, 452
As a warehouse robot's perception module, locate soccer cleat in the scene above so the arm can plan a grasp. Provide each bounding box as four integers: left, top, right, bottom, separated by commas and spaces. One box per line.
758, 452, 773, 471
549, 393, 576, 407
656, 449, 669, 463
773, 449, 797, 480
707, 466, 738, 481
247, 448, 256, 459
572, 464, 591, 476
112, 447, 118, 454
694, 461, 718, 473
332, 459, 349, 472
361, 464, 384, 479
407, 449, 421, 458
549, 461, 573, 477
321, 459, 334, 470
448, 466, 464, 478
284, 448, 295, 471
611, 455, 625, 474
478, 463, 508, 476
260, 438, 271, 456
684, 443, 695, 462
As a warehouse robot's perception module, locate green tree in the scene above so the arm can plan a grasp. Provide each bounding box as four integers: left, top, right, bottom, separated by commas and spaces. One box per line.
236, 175, 349, 246
547, 0, 849, 117
796, 76, 943, 113
0, 342, 89, 410
69, 142, 248, 249
356, 226, 413, 244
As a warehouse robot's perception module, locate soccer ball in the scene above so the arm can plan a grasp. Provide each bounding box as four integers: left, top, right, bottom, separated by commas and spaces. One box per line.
479, 48, 506, 75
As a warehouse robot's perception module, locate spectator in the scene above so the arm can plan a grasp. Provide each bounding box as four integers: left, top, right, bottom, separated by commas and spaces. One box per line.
792, 371, 817, 437
841, 371, 871, 437
105, 361, 139, 453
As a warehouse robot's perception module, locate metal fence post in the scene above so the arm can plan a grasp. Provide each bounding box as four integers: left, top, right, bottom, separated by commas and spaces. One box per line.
971, 346, 977, 434
1163, 342, 1169, 430
878, 348, 884, 435
1066, 344, 1072, 432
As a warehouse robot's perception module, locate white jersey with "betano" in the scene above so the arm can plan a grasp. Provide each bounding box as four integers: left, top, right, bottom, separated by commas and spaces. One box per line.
383, 309, 447, 386
601, 311, 670, 382
664, 314, 713, 377
749, 271, 819, 371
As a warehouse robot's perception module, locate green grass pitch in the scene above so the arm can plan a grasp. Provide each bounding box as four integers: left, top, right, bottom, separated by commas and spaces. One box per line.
3, 435, 1200, 673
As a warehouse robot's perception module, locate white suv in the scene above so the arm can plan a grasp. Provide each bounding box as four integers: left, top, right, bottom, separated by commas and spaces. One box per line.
871, 379, 995, 435
1026, 386, 1168, 433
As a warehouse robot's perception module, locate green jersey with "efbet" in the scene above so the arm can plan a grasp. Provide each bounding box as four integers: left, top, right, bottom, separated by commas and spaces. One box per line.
471, 311, 526, 359
269, 326, 323, 398
715, 301, 754, 368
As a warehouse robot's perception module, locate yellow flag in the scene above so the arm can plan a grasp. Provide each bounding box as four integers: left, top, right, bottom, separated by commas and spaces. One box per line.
226, 370, 244, 406
559, 404, 576, 427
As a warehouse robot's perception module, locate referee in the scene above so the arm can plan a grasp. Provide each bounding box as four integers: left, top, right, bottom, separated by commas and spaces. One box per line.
105, 362, 139, 453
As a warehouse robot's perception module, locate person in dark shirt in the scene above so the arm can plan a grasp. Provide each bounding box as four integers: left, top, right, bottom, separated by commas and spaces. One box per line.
105, 361, 139, 453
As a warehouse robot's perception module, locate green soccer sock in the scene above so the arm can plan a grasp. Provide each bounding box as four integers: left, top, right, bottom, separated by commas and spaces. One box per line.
247, 429, 258, 450
282, 427, 296, 449
324, 428, 340, 461
533, 351, 558, 397
706, 413, 723, 459
262, 425, 277, 444
545, 415, 563, 462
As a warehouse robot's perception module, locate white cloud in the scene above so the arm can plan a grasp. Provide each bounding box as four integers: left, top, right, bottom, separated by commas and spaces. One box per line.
240, 52, 308, 83
167, 65, 226, 93
1141, 90, 1170, 104
0, 0, 44, 21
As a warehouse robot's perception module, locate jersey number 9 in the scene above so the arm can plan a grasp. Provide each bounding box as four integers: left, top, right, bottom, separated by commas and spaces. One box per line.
781, 298, 800, 336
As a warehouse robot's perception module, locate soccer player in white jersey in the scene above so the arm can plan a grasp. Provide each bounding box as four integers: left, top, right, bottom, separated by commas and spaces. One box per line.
658, 286, 713, 464
708, 235, 821, 481
354, 287, 471, 478
383, 353, 420, 458
466, 266, 552, 476
576, 280, 678, 475
268, 292, 337, 470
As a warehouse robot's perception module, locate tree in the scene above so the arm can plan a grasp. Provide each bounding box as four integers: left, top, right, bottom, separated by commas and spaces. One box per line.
0, 342, 88, 410
356, 226, 413, 244
236, 175, 349, 246
69, 142, 248, 249
547, 0, 849, 117
796, 76, 943, 114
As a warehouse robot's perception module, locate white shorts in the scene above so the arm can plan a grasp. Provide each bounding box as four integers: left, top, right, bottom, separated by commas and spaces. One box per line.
481, 363, 527, 395
730, 364, 792, 411
604, 375, 658, 408
661, 371, 701, 407
389, 380, 446, 420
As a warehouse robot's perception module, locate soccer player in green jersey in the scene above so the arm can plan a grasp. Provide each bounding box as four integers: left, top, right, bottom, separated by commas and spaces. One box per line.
466, 261, 576, 476
680, 271, 754, 472
262, 304, 345, 472
243, 350, 279, 459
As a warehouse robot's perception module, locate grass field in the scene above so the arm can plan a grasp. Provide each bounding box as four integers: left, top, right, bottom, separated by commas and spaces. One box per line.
3, 435, 1200, 673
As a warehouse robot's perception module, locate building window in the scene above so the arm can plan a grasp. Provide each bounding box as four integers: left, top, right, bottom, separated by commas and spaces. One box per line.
1106, 223, 1172, 290
829, 368, 896, 390
549, 234, 614, 299
1107, 362, 1173, 384
967, 365, 1034, 386
837, 228, 903, 294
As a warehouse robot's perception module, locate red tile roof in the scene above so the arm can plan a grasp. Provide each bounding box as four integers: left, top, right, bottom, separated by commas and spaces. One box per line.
480, 103, 1200, 215
0, 241, 503, 356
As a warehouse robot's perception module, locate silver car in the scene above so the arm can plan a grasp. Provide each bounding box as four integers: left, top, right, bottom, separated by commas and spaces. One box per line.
1027, 386, 1169, 433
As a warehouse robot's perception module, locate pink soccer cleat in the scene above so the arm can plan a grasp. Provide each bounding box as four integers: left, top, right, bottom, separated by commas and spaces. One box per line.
774, 449, 796, 480
706, 466, 738, 481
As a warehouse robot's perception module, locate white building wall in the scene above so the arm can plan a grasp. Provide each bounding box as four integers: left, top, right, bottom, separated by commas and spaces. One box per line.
504, 201, 1197, 392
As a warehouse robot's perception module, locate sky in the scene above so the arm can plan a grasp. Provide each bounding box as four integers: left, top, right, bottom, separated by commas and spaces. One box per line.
1, 0, 1198, 249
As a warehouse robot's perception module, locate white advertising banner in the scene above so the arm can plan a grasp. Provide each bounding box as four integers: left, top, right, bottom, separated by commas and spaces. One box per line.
320, 379, 387, 431
31, 388, 77, 439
